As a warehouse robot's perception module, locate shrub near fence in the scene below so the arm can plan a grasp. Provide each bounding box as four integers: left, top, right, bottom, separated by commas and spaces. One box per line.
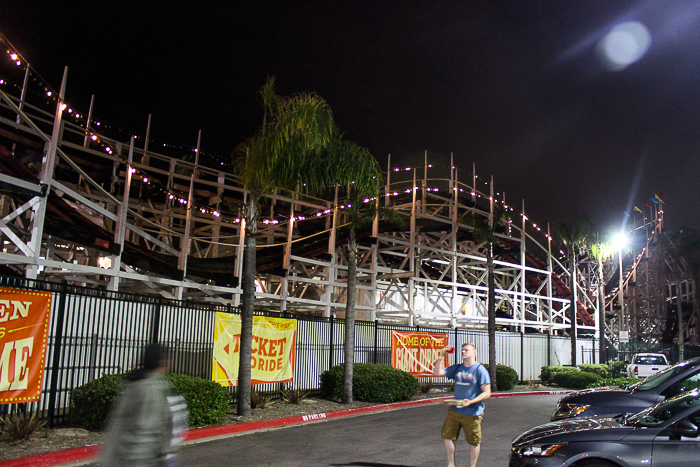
578, 364, 610, 378
540, 366, 572, 384
552, 369, 601, 389
70, 373, 228, 430
483, 364, 519, 391
320, 363, 419, 403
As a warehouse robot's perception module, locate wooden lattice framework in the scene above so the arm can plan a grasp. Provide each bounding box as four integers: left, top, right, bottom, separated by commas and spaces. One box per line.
1, 71, 690, 339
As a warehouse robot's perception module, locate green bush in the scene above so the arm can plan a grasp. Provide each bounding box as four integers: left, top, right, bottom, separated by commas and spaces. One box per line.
320, 363, 419, 403
607, 361, 628, 378
165, 374, 229, 426
70, 373, 123, 430
483, 364, 519, 391
71, 373, 229, 430
552, 369, 601, 389
579, 364, 609, 378
586, 376, 641, 389
540, 366, 572, 384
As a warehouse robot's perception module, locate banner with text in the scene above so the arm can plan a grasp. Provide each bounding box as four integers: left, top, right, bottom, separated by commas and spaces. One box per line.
213, 313, 296, 386
0, 288, 52, 404
391, 331, 449, 378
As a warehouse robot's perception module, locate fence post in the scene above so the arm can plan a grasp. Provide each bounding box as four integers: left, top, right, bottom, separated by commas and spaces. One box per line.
453, 327, 458, 349
547, 331, 551, 367
48, 280, 68, 427
329, 315, 334, 369
373, 320, 378, 364
151, 298, 162, 344
520, 331, 524, 383
592, 338, 596, 364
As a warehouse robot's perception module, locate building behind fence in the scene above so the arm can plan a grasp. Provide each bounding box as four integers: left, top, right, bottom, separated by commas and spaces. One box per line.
1, 275, 604, 426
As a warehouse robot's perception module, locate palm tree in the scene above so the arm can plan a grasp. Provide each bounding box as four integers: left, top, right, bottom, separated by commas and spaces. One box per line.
459, 207, 511, 391
590, 238, 615, 362
331, 145, 401, 403
552, 217, 594, 366
233, 77, 339, 416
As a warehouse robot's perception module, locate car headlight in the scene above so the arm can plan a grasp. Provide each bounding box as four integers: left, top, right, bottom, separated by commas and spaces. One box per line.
512, 444, 566, 457
552, 403, 590, 420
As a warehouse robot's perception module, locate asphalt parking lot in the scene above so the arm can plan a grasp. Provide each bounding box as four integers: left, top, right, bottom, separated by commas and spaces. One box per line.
177, 394, 561, 467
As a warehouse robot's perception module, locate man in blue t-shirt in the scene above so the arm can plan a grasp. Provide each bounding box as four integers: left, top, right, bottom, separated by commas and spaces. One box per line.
434, 343, 491, 467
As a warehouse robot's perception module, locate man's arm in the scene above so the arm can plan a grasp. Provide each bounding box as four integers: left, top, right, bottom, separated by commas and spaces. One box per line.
433, 347, 450, 377
460, 383, 491, 407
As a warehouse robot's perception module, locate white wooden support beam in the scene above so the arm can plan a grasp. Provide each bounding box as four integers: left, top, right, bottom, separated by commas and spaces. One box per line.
26, 67, 68, 279
108, 136, 135, 291
177, 130, 201, 299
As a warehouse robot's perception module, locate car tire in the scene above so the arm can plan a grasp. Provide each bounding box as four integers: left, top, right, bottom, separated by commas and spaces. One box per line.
573, 460, 619, 467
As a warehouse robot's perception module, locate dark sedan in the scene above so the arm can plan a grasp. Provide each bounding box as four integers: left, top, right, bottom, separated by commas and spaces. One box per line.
511, 389, 700, 466
551, 357, 700, 421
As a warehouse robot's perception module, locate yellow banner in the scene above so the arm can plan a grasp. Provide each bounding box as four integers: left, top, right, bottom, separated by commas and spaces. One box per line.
0, 288, 53, 404
212, 313, 296, 386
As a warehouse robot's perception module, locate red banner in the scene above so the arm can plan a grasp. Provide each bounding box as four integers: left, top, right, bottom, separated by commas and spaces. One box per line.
0, 288, 52, 404
391, 331, 449, 378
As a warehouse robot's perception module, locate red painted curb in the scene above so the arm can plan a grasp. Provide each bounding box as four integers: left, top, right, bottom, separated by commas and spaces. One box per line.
1, 390, 569, 466
0, 445, 101, 467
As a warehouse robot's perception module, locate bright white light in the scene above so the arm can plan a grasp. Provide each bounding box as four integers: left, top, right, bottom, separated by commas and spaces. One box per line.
612, 232, 628, 250
599, 21, 651, 70
98, 256, 112, 269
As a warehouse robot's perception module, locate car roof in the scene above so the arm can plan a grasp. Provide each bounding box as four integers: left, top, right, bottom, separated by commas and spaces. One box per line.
633, 352, 667, 356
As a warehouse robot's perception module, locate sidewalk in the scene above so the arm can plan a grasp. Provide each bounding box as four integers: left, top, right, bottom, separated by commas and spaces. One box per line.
1, 390, 570, 467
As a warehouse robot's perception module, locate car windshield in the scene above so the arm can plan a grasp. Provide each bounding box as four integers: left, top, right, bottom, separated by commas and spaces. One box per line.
636, 361, 694, 391
629, 390, 700, 427
634, 355, 666, 365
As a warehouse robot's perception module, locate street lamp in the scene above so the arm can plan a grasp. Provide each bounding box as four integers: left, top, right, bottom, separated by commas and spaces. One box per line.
612, 233, 628, 346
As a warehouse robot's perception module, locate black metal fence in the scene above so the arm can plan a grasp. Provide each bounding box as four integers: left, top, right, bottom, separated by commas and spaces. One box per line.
0, 275, 600, 426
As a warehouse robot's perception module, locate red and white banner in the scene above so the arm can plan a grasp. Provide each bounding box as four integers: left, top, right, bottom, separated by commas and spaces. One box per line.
391, 331, 449, 378
0, 288, 53, 404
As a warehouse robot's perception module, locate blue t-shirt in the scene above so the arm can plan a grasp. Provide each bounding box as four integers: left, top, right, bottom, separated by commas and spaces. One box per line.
444, 362, 490, 416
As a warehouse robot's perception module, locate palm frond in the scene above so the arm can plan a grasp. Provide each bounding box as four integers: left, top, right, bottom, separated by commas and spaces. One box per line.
590, 241, 616, 261
551, 216, 595, 251
458, 207, 511, 244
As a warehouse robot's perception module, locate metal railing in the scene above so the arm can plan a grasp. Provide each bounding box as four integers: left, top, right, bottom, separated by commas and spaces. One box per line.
0, 275, 599, 425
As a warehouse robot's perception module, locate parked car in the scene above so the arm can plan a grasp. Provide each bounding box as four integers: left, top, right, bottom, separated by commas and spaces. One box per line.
511, 388, 700, 466
627, 352, 670, 378
551, 357, 700, 421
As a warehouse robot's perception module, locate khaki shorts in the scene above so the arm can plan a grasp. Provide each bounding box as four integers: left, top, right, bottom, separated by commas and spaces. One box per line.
441, 407, 483, 446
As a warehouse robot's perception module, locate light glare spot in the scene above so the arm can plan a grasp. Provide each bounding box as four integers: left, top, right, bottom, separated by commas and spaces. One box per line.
599, 21, 651, 70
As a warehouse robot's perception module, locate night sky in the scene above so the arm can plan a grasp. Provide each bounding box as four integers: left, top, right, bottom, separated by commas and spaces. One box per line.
2, 1, 699, 234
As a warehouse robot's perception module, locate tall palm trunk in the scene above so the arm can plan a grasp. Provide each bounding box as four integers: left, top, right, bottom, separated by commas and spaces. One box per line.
676, 276, 684, 362
487, 243, 498, 390
570, 246, 577, 366
342, 228, 357, 404
237, 202, 259, 416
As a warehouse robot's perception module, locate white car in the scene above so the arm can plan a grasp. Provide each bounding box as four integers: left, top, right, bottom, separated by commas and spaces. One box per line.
627, 352, 670, 378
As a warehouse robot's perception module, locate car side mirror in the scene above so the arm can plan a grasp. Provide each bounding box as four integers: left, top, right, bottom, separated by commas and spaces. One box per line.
673, 420, 699, 439
663, 383, 687, 398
